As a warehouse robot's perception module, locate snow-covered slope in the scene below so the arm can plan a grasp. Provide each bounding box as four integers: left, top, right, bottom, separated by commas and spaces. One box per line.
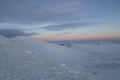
0, 36, 100, 80
55, 42, 120, 80
0, 36, 120, 80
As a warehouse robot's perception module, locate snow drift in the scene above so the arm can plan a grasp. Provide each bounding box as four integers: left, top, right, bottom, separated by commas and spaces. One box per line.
0, 35, 120, 80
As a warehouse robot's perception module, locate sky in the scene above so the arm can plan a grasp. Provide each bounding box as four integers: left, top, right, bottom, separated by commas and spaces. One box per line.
0, 0, 120, 41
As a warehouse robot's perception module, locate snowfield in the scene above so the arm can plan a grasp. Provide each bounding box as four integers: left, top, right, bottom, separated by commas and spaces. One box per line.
0, 36, 120, 80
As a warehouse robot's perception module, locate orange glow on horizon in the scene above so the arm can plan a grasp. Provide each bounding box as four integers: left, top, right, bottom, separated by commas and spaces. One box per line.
32, 34, 120, 42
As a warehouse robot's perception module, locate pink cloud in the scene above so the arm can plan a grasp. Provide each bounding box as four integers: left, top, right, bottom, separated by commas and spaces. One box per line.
32, 1, 80, 15
55, 1, 80, 12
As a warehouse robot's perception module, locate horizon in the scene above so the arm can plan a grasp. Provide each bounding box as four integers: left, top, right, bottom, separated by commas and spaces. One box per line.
0, 0, 120, 41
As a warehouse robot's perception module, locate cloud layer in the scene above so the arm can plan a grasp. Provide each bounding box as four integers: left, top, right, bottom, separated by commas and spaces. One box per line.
0, 0, 119, 41
0, 29, 34, 38
42, 22, 92, 31
0, 0, 81, 24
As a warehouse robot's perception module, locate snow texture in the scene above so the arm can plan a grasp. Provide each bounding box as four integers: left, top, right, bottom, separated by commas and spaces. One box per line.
0, 35, 120, 80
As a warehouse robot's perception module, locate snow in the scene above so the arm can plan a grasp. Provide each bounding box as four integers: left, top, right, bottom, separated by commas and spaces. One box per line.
0, 35, 120, 80
55, 42, 120, 80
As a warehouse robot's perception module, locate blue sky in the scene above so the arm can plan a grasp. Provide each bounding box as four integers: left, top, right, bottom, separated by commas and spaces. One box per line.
0, 0, 120, 41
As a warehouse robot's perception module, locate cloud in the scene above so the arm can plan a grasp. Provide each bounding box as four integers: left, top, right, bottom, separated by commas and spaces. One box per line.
33, 1, 80, 14
56, 32, 70, 36
55, 1, 80, 12
42, 22, 92, 31
0, 0, 81, 24
0, 29, 35, 38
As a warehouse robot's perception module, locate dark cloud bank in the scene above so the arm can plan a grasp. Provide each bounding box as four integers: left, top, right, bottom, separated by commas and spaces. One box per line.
0, 29, 35, 38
